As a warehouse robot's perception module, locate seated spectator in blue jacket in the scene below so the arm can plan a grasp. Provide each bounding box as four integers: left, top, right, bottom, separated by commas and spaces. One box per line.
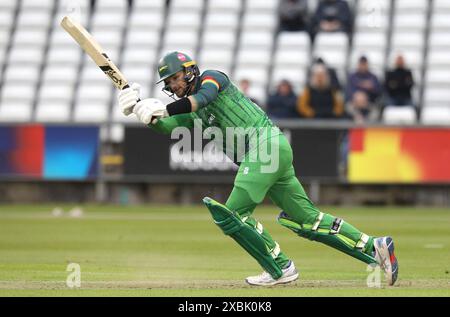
384, 54, 415, 106
267, 80, 299, 119
311, 0, 353, 37
278, 0, 309, 32
297, 64, 344, 119
346, 56, 381, 104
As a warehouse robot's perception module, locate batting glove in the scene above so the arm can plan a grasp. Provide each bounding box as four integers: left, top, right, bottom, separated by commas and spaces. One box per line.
118, 82, 141, 116
133, 98, 168, 125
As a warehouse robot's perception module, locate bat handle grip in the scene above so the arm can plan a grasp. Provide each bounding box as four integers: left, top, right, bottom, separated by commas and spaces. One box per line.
121, 84, 141, 107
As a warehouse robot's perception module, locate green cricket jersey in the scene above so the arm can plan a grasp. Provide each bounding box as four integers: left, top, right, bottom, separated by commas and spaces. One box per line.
150, 70, 281, 163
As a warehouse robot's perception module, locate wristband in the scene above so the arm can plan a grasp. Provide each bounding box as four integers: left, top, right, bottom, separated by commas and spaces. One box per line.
166, 97, 192, 116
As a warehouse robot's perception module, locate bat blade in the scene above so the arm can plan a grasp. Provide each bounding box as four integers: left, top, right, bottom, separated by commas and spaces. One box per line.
60, 16, 129, 90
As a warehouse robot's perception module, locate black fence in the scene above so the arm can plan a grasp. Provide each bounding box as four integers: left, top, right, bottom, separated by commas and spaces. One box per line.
123, 126, 345, 183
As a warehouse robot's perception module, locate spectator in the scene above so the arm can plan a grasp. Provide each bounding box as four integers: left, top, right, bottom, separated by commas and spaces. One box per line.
267, 79, 299, 119
238, 79, 259, 105
346, 56, 382, 104
308, 57, 341, 90
347, 90, 379, 124
297, 64, 344, 119
384, 54, 415, 106
278, 0, 309, 32
311, 0, 353, 37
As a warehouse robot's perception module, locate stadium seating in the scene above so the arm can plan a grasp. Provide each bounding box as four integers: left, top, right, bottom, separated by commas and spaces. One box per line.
207, 0, 242, 13
0, 0, 448, 133
421, 105, 450, 125
382, 106, 417, 125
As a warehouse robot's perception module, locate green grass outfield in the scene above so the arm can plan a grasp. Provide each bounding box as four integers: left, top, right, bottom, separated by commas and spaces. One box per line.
0, 204, 449, 297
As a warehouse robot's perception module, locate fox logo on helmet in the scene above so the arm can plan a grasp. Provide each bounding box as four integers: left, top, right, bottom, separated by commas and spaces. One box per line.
177, 53, 187, 62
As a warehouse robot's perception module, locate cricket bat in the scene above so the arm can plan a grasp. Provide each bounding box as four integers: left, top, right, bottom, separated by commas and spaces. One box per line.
60, 15, 131, 91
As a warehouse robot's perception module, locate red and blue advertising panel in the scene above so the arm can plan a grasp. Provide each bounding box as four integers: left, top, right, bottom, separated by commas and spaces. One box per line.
0, 125, 99, 180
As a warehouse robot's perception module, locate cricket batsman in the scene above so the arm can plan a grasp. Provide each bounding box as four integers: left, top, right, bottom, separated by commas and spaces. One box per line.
118, 51, 399, 286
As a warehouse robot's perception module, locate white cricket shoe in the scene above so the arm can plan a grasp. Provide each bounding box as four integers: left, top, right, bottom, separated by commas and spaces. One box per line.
245, 261, 299, 286
374, 236, 399, 286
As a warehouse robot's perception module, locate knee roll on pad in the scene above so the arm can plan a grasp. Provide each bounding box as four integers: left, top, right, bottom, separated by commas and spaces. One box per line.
277, 211, 377, 265
203, 197, 283, 279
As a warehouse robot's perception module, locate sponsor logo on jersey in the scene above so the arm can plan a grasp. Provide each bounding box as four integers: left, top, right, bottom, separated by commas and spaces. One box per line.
208, 114, 215, 125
